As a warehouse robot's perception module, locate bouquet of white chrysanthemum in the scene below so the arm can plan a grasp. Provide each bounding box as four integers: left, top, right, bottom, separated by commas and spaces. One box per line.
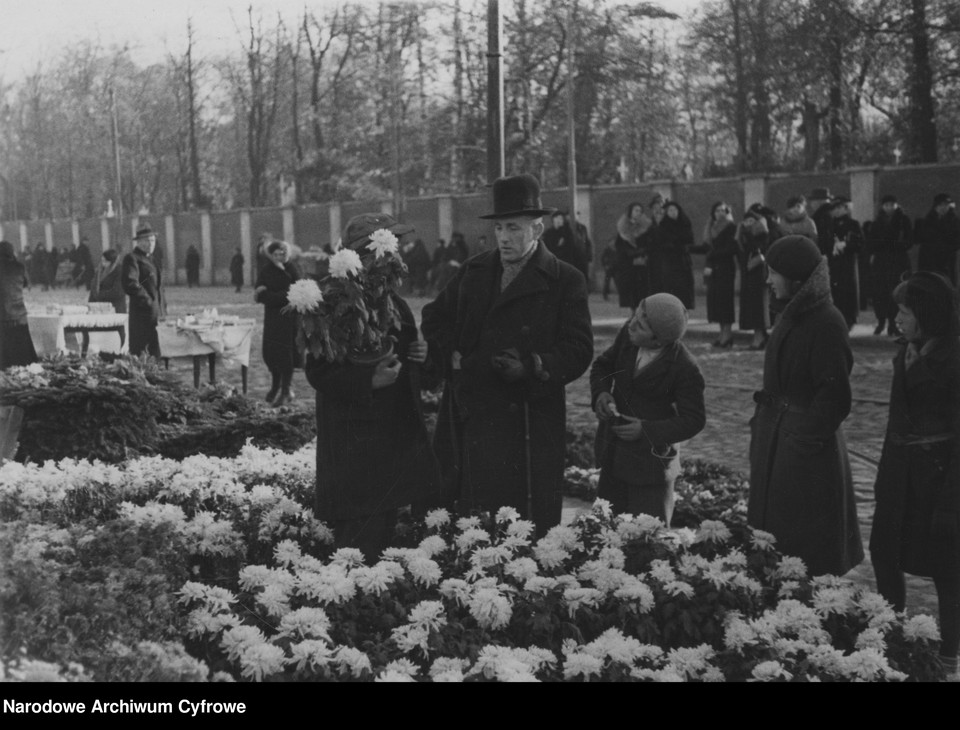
283, 230, 407, 364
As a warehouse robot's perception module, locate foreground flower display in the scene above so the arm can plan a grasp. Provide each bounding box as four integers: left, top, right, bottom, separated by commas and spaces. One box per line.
0, 444, 946, 682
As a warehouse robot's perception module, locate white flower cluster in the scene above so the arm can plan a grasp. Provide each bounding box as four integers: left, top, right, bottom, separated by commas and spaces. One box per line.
365, 228, 400, 259
327, 248, 363, 278
285, 278, 324, 313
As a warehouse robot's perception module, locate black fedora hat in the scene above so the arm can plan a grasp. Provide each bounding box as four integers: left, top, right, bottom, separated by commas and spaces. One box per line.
479, 174, 556, 220
133, 224, 156, 240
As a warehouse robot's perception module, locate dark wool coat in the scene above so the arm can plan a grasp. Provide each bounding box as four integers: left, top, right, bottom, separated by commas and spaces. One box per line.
121, 248, 165, 357
870, 337, 960, 578
29, 247, 48, 288
254, 262, 302, 373
864, 208, 913, 307
737, 225, 771, 331
779, 212, 818, 241
590, 331, 705, 490
421, 242, 594, 535
827, 214, 863, 328
613, 213, 654, 309
230, 253, 245, 288
916, 208, 960, 284
748, 256, 864, 576
186, 246, 201, 285
305, 295, 441, 522
812, 203, 834, 257
0, 249, 38, 369
655, 211, 696, 309
543, 223, 589, 280
705, 221, 738, 325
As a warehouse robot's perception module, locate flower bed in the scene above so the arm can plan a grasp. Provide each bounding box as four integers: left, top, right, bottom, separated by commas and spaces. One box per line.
0, 444, 944, 682
0, 355, 316, 464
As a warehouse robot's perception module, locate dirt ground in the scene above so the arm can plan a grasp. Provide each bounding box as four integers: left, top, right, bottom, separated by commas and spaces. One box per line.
24, 282, 940, 618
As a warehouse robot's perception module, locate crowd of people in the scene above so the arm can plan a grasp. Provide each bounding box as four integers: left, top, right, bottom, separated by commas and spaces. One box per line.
602, 188, 960, 350
1, 174, 958, 679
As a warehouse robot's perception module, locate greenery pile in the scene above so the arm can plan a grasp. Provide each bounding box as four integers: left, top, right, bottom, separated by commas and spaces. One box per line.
0, 355, 316, 464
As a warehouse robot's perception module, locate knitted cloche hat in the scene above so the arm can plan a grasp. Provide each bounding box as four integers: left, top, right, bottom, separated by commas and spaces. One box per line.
639, 293, 688, 343
766, 235, 823, 283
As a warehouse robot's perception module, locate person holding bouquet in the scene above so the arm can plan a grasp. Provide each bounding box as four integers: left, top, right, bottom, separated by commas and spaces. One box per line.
298, 213, 441, 561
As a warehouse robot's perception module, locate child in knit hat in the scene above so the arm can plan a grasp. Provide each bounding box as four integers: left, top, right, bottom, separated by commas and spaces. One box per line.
589, 293, 706, 525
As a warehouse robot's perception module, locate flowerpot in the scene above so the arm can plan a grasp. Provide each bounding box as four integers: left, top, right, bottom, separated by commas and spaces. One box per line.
346, 341, 395, 366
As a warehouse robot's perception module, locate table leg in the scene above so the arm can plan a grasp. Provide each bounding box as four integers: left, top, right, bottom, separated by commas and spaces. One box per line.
193, 357, 202, 388
241, 365, 248, 394
81, 332, 90, 357
163, 358, 170, 370
208, 353, 216, 384
118, 326, 126, 352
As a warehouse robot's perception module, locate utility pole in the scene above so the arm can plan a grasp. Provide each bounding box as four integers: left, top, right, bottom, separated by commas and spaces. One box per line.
566, 1, 577, 230
110, 86, 124, 248
486, 0, 504, 182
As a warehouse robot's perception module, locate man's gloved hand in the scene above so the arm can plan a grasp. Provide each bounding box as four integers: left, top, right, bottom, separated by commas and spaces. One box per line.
491, 347, 527, 383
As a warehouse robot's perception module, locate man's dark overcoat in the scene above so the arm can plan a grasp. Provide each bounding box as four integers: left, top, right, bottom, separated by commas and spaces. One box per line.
870, 336, 960, 578
254, 261, 303, 373
655, 210, 696, 310
705, 221, 738, 325
421, 242, 594, 535
305, 294, 441, 522
916, 207, 960, 285
121, 247, 165, 357
748, 256, 864, 576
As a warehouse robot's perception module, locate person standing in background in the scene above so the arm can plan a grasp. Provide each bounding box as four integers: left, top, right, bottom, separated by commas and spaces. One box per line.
121, 225, 165, 358
809, 188, 835, 259
656, 200, 696, 310
614, 201, 652, 310
185, 244, 201, 288
701, 201, 738, 348
0, 240, 39, 369
230, 247, 245, 293
30, 242, 49, 292
254, 241, 301, 407
864, 194, 912, 336
827, 196, 864, 331
641, 193, 666, 295
89, 249, 126, 314
737, 208, 772, 349
916, 193, 960, 285
780, 195, 818, 240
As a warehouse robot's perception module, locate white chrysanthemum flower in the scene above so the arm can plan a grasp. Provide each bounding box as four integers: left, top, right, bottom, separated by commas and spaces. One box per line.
429, 657, 468, 679
273, 539, 302, 567
256, 583, 291, 618
221, 625, 267, 662
288, 639, 335, 672
774, 555, 808, 580
417, 535, 448, 557
563, 587, 604, 617
285, 278, 324, 312
424, 508, 451, 529
328, 248, 363, 278
667, 645, 715, 679
729, 573, 763, 595
533, 543, 570, 570
856, 592, 898, 631
694, 519, 732, 543
439, 578, 473, 606
376, 669, 416, 683
806, 645, 847, 676
456, 515, 482, 531
351, 564, 395, 596
523, 576, 559, 595
407, 601, 447, 632
330, 547, 366, 568
843, 648, 897, 681
613, 576, 655, 613
504, 557, 539, 582
749, 660, 792, 682
777, 580, 801, 599
381, 658, 419, 678
333, 646, 373, 678
903, 614, 941, 642
505, 520, 536, 540
749, 528, 777, 550
469, 587, 513, 630
277, 607, 332, 641
455, 527, 491, 551
647, 559, 677, 584
723, 616, 757, 651
407, 555, 442, 588
495, 506, 521, 523
631, 667, 685, 682
391, 623, 432, 655
664, 580, 695, 599
366, 228, 400, 259
239, 643, 286, 682
562, 652, 605, 681
812, 586, 856, 617
855, 627, 887, 653
183, 608, 238, 639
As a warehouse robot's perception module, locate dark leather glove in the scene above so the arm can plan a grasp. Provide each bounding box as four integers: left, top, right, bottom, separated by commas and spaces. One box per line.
491, 347, 528, 383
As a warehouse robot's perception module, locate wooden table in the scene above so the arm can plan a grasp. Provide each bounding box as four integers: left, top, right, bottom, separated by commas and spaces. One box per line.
157, 319, 256, 393
28, 313, 128, 356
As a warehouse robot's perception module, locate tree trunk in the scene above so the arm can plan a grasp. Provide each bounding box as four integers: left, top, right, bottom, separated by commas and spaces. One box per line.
907, 0, 937, 162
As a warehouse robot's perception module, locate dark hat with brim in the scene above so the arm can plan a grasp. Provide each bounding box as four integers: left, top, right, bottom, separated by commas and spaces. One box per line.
829, 196, 852, 209
479, 174, 555, 220
133, 224, 156, 240
933, 193, 953, 206
809, 187, 832, 201
342, 212, 415, 251
881, 194, 898, 205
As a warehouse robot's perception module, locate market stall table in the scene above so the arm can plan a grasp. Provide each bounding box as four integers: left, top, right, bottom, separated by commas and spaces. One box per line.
158, 317, 256, 393
28, 311, 128, 357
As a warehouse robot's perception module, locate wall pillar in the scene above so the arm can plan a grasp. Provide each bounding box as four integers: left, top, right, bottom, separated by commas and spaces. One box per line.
282, 206, 296, 249
44, 221, 54, 252
743, 176, 767, 209
72, 220, 81, 248
849, 167, 879, 224
200, 212, 213, 285
329, 203, 342, 249
437, 196, 454, 247
20, 223, 31, 252
240, 210, 253, 286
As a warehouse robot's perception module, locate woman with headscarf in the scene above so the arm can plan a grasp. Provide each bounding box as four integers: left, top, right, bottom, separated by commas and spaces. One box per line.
613, 202, 652, 310
702, 201, 738, 347
0, 240, 39, 369
748, 235, 863, 577
656, 200, 696, 310
254, 241, 302, 406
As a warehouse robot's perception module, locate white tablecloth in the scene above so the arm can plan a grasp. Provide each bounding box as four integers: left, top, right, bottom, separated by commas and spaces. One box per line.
157, 319, 256, 368
28, 313, 129, 356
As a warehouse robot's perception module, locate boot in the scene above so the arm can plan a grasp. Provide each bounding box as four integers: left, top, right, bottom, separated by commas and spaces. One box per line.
873, 319, 885, 336
265, 371, 280, 404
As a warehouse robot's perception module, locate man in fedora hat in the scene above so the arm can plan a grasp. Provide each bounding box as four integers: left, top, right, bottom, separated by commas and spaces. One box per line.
420, 173, 594, 537
121, 224, 165, 357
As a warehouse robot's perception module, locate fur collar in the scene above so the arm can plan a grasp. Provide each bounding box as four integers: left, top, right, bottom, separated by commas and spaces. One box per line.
776, 255, 832, 322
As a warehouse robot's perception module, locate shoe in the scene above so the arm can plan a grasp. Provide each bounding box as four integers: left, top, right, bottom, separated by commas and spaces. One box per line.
265, 385, 280, 403
746, 335, 768, 351
712, 339, 733, 349
272, 389, 295, 407
873, 321, 885, 336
